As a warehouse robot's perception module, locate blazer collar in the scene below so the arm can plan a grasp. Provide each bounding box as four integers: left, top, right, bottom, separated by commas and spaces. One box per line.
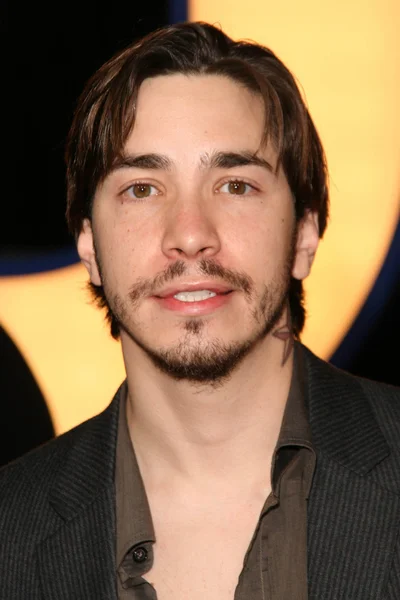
301, 344, 390, 475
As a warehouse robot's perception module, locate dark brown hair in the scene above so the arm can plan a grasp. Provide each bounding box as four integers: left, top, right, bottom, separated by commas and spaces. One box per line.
66, 21, 329, 338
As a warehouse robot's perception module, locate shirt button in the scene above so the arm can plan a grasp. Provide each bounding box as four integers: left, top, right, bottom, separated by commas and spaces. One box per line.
132, 546, 148, 564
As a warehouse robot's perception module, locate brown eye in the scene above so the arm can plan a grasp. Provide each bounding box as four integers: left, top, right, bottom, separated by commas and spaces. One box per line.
229, 181, 246, 194
133, 183, 152, 198
222, 181, 253, 195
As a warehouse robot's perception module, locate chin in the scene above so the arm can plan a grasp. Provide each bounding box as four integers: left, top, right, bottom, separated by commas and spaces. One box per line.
123, 317, 272, 385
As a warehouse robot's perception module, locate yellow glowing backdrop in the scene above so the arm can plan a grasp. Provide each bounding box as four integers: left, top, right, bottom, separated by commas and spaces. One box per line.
1, 0, 399, 434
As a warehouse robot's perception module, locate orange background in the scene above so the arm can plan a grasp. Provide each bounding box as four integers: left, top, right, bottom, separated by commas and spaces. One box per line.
1, 1, 399, 434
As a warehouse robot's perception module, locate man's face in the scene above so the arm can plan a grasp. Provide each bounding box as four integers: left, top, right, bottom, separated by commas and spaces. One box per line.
78, 74, 318, 383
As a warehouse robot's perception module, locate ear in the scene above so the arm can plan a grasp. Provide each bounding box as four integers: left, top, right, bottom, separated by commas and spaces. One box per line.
77, 219, 102, 286
292, 210, 320, 281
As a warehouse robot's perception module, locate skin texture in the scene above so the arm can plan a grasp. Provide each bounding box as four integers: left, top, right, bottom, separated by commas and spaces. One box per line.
78, 74, 318, 385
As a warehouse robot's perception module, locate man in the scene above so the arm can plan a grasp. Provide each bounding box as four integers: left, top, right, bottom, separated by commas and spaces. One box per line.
1, 21, 400, 600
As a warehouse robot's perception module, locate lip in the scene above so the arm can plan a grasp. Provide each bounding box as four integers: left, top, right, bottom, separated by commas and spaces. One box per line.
152, 281, 235, 316
153, 290, 234, 315
154, 281, 234, 299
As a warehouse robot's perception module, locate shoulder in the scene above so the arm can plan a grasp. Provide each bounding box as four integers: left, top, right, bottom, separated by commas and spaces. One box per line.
0, 385, 122, 530
0, 411, 97, 513
300, 341, 400, 400
300, 343, 400, 441
0, 416, 96, 583
0, 387, 122, 596
356, 375, 400, 439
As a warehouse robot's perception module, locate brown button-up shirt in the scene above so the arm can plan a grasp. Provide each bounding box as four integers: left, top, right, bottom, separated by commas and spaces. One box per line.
115, 345, 315, 599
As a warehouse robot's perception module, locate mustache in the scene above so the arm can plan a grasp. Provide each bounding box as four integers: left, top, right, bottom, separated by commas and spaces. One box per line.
128, 259, 254, 306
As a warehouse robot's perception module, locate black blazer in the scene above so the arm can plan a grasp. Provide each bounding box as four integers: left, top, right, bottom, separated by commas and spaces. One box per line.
1, 345, 400, 599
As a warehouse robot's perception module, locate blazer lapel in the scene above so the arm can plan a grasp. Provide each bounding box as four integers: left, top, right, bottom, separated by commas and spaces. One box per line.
37, 385, 123, 600
308, 454, 400, 599
37, 488, 117, 599
303, 347, 400, 599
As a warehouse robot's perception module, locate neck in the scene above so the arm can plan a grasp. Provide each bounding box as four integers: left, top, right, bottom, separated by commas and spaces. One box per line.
122, 328, 294, 492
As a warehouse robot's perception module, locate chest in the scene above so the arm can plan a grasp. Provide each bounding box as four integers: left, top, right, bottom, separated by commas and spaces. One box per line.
144, 500, 267, 600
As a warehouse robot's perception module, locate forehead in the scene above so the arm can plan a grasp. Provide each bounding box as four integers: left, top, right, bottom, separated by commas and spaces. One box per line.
124, 73, 270, 161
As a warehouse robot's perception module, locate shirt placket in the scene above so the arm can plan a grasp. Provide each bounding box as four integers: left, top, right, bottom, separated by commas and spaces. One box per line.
234, 494, 279, 600
118, 541, 157, 599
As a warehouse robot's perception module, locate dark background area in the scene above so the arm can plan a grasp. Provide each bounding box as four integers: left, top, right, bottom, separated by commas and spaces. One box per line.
1, 0, 399, 466
345, 280, 400, 385
1, 0, 170, 252
330, 223, 400, 387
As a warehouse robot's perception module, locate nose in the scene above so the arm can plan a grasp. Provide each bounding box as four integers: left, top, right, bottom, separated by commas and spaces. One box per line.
161, 196, 221, 260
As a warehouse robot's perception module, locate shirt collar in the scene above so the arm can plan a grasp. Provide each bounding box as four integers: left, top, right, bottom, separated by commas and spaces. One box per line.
271, 342, 315, 498
115, 342, 315, 569
115, 382, 155, 572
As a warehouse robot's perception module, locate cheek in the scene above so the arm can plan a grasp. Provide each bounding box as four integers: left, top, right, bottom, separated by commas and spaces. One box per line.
95, 219, 161, 287
232, 219, 294, 279
229, 216, 278, 254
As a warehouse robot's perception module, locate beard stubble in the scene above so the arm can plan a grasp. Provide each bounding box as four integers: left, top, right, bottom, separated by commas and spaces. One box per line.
95, 241, 296, 385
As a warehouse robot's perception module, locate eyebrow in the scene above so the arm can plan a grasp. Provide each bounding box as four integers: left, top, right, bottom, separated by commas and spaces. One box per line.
112, 153, 172, 172
200, 150, 275, 173
110, 150, 275, 175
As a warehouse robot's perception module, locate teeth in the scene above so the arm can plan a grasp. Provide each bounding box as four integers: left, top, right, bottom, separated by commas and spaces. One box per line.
173, 290, 217, 302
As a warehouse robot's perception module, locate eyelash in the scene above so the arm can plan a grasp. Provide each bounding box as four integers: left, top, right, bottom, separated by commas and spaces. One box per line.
120, 177, 259, 200
120, 181, 160, 200
217, 178, 259, 195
